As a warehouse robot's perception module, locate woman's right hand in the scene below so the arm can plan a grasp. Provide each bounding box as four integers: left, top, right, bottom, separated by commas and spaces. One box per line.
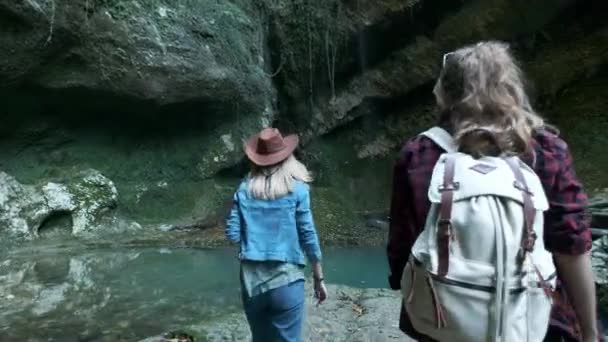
314, 279, 327, 305
311, 261, 327, 305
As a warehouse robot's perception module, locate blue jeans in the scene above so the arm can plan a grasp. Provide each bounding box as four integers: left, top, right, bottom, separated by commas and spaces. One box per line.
241, 280, 305, 342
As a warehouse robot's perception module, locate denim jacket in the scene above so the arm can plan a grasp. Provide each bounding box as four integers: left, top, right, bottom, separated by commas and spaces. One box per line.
225, 180, 322, 266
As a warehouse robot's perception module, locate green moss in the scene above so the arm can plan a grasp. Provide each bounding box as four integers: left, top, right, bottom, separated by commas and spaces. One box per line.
299, 122, 398, 246
544, 76, 608, 194
116, 175, 239, 227
66, 170, 117, 209
197, 111, 269, 179
526, 29, 608, 101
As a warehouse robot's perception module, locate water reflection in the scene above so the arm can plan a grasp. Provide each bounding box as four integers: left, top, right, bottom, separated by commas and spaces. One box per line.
0, 248, 244, 341
0, 246, 388, 341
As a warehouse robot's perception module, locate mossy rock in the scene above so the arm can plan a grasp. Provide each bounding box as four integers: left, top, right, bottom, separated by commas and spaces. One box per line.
0, 168, 119, 239
0, 0, 276, 179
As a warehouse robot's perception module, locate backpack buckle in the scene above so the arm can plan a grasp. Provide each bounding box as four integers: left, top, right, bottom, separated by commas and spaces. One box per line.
437, 219, 452, 228
438, 182, 460, 192
522, 231, 537, 252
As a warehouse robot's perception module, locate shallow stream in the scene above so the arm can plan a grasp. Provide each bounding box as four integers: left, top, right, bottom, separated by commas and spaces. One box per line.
0, 245, 388, 341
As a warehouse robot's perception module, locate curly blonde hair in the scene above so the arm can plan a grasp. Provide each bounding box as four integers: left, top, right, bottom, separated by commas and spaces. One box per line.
433, 41, 544, 157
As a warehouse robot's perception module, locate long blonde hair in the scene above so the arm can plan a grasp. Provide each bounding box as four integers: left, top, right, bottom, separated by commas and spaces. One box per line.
247, 155, 312, 200
433, 41, 544, 157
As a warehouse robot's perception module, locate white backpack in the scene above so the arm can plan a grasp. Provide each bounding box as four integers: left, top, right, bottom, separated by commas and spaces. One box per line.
400, 127, 557, 342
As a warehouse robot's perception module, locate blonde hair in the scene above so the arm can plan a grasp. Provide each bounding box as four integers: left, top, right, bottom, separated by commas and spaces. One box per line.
433, 41, 544, 157
247, 155, 312, 200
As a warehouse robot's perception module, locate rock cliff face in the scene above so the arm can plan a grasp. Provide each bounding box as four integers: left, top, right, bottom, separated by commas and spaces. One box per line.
0, 0, 275, 178
0, 0, 606, 238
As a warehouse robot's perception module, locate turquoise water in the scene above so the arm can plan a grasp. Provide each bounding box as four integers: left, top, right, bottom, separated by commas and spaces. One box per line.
0, 246, 388, 341
3, 244, 605, 341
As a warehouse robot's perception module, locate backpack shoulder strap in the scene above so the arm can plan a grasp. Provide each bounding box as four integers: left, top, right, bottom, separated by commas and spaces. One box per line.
420, 126, 458, 153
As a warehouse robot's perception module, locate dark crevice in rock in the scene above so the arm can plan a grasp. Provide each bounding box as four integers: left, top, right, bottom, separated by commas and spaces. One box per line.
0, 85, 153, 138
0, 6, 34, 32
546, 0, 608, 33
0, 85, 241, 139
38, 210, 73, 237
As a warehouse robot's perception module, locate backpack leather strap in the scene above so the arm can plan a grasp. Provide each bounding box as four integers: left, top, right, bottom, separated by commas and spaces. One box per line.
505, 157, 553, 297
504, 157, 537, 253
437, 155, 457, 277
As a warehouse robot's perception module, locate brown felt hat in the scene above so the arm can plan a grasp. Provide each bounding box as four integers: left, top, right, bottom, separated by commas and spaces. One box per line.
244, 128, 299, 166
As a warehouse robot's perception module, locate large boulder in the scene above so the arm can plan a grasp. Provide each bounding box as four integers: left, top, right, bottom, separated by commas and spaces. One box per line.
0, 0, 272, 106
0, 0, 275, 176
0, 169, 118, 238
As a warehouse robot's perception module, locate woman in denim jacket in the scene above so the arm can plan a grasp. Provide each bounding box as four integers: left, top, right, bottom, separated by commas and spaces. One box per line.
226, 127, 328, 342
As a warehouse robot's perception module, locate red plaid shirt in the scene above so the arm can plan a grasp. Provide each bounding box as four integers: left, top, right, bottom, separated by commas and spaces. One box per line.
387, 127, 593, 341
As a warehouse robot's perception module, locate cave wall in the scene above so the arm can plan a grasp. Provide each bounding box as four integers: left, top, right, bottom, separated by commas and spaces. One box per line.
0, 0, 606, 240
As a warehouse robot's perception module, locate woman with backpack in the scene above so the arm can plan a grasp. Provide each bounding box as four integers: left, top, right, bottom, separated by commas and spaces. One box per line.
387, 41, 600, 341
226, 127, 328, 342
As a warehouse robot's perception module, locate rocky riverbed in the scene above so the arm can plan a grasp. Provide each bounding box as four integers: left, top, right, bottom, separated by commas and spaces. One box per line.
175, 284, 411, 342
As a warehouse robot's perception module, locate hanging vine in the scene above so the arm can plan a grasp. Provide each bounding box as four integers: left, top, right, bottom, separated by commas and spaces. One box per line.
306, 0, 314, 113
324, 1, 342, 101
45, 0, 56, 45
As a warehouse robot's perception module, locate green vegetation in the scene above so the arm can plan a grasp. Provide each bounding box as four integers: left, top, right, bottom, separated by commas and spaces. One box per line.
265, 0, 349, 110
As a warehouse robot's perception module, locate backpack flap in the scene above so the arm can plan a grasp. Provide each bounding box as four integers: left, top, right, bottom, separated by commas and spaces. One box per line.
427, 154, 549, 211
420, 126, 458, 153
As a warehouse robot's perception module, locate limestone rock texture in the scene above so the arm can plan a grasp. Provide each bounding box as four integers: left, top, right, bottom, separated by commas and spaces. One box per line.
0, 0, 606, 240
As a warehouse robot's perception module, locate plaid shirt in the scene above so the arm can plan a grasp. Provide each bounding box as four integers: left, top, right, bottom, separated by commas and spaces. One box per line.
387, 127, 594, 341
